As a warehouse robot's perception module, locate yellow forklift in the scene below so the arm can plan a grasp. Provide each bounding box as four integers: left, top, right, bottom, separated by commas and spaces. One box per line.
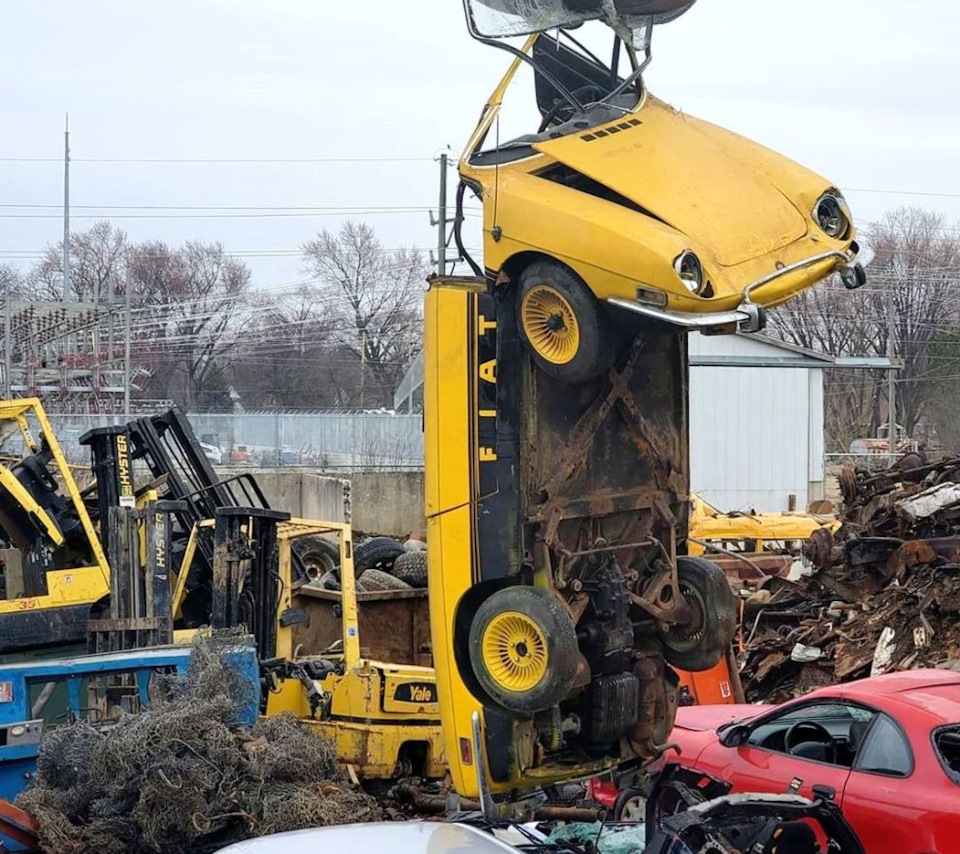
0, 399, 111, 651
229, 510, 447, 780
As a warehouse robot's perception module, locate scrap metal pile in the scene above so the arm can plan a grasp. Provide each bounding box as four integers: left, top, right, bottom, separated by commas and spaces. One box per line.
740, 453, 960, 702
17, 637, 380, 854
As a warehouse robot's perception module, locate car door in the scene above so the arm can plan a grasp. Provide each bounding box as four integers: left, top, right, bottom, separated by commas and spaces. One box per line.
840, 712, 936, 854
696, 701, 864, 801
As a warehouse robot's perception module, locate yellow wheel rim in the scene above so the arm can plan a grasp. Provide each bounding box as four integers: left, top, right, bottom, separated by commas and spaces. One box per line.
481, 610, 549, 693
520, 285, 580, 366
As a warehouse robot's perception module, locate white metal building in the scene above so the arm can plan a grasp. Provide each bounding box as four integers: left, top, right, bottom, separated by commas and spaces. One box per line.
688, 333, 826, 513
688, 333, 892, 512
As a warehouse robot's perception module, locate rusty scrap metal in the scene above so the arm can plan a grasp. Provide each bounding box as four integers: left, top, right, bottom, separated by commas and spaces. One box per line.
803, 527, 834, 571
389, 782, 604, 821
739, 452, 960, 703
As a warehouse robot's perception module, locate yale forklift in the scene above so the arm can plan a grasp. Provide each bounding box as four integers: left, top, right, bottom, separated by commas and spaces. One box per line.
228, 510, 447, 780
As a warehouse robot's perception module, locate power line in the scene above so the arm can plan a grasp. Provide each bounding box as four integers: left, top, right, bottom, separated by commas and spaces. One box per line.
0, 203, 484, 212
848, 188, 960, 200
0, 208, 484, 220
0, 156, 435, 164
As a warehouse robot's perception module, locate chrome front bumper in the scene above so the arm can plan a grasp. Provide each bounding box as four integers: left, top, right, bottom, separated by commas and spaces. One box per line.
608, 245, 868, 334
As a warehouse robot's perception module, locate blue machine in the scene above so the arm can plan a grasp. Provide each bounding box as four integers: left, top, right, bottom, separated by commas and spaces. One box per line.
0, 642, 260, 807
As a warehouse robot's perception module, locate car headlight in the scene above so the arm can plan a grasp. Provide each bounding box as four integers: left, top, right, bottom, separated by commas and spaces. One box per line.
814, 192, 850, 239
674, 250, 704, 295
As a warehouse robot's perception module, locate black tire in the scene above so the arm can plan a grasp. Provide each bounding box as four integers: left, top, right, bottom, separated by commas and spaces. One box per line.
662, 556, 737, 672
517, 260, 612, 384
613, 785, 650, 822
392, 550, 428, 587
469, 586, 579, 714
354, 537, 404, 573
316, 569, 341, 591
358, 568, 412, 592
292, 535, 340, 581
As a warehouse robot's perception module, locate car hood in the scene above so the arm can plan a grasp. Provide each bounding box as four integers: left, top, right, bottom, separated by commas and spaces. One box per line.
676, 703, 770, 732
533, 96, 811, 267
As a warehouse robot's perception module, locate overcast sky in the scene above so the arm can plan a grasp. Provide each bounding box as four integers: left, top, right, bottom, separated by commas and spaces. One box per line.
2, 0, 959, 290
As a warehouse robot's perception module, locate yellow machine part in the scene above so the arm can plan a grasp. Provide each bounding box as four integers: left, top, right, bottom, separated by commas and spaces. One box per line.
0, 398, 110, 613
480, 610, 550, 693
424, 279, 624, 797
0, 566, 109, 615
264, 662, 446, 780
687, 493, 839, 555
459, 36, 857, 318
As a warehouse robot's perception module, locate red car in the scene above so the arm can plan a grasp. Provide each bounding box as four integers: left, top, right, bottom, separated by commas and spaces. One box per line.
664, 669, 960, 853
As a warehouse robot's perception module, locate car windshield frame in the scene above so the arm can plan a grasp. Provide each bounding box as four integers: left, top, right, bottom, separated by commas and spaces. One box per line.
466, 28, 645, 165
932, 723, 960, 785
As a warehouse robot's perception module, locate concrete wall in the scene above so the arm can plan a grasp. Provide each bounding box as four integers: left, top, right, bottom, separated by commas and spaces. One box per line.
239, 469, 424, 537
348, 471, 425, 537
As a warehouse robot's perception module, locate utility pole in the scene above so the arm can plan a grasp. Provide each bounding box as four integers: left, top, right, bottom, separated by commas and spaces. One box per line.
887, 284, 897, 460
124, 259, 131, 416
63, 115, 72, 301
359, 328, 367, 408
430, 152, 461, 275
437, 152, 448, 274
3, 301, 11, 399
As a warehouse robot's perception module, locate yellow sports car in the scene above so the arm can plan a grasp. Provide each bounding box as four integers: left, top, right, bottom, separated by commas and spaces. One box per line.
458, 0, 869, 382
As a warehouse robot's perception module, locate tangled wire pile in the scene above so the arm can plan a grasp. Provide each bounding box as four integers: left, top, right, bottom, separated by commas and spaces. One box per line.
17, 635, 380, 854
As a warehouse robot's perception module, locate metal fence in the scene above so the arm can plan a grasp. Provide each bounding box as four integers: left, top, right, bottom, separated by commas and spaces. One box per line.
41, 411, 426, 471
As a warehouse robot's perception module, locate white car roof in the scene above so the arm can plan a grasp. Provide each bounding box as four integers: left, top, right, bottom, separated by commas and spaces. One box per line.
216, 821, 525, 854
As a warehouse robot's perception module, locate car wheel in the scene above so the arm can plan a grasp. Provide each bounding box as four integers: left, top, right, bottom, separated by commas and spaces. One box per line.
662, 556, 737, 672
613, 786, 648, 822
292, 535, 340, 581
517, 260, 612, 384
469, 585, 579, 714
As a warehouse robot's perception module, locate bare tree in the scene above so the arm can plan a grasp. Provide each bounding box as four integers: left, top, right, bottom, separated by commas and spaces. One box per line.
130, 240, 251, 408
229, 285, 350, 409
871, 209, 960, 437
769, 207, 960, 450
301, 222, 426, 409
28, 221, 128, 301
768, 279, 885, 450
0, 264, 24, 299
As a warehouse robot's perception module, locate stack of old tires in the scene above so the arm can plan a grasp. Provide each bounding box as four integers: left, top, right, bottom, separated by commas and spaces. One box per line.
294, 533, 428, 593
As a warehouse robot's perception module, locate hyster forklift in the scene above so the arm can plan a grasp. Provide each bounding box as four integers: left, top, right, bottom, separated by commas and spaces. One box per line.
428, 0, 865, 807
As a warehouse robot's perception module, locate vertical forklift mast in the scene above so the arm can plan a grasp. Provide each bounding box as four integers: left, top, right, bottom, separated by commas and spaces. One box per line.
79, 425, 135, 561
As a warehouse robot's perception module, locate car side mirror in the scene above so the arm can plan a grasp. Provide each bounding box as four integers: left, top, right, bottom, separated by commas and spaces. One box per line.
718, 723, 751, 748
812, 784, 837, 802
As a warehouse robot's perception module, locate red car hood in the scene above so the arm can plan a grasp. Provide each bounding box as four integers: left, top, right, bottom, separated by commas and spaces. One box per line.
676, 703, 771, 732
